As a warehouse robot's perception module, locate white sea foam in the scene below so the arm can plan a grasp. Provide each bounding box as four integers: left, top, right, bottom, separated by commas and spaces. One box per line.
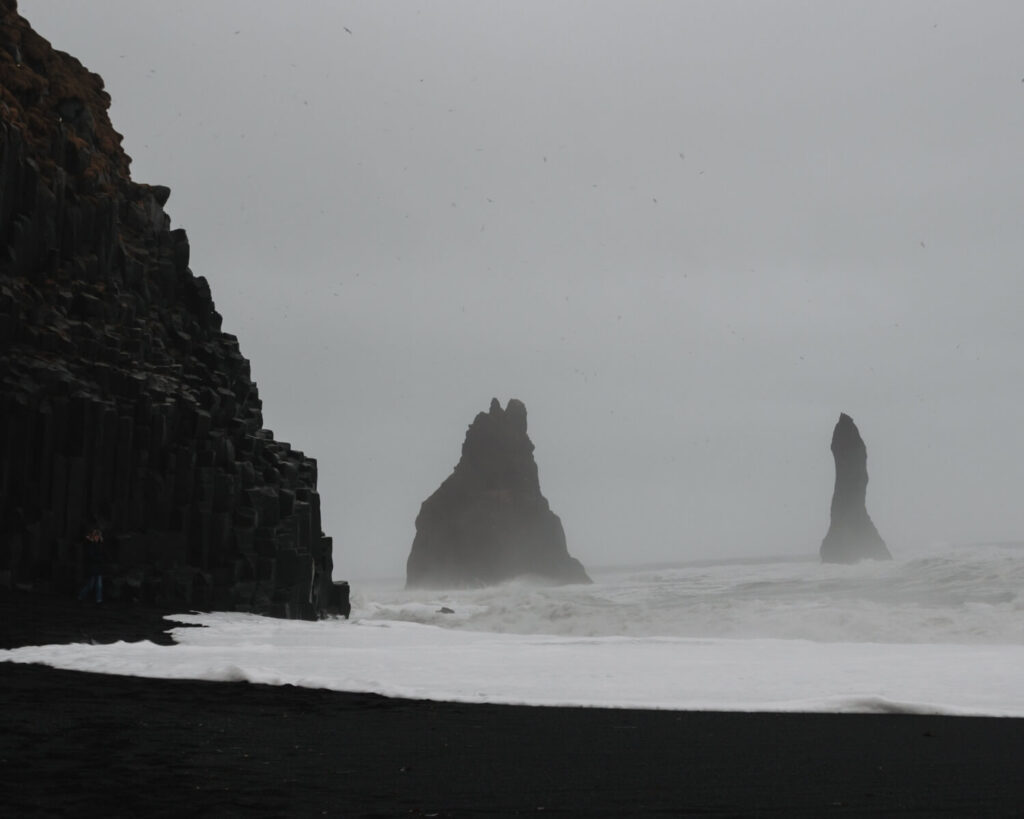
354, 545, 1024, 644
4, 543, 1024, 714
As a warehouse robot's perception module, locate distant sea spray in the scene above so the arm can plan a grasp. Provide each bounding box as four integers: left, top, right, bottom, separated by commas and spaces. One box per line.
354, 545, 1024, 645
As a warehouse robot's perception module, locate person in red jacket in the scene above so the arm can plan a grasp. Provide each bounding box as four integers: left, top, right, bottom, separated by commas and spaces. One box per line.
77, 527, 105, 604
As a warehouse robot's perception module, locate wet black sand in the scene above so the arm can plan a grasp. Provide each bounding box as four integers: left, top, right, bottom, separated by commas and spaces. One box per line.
3, 590, 1023, 817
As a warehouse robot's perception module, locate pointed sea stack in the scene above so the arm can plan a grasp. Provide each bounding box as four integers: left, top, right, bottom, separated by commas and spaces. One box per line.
820, 413, 891, 563
406, 398, 591, 588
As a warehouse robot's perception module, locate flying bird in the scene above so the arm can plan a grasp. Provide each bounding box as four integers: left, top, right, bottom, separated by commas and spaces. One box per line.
344, 26, 352, 34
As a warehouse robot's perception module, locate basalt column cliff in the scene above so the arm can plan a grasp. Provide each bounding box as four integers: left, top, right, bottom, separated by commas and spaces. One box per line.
820, 413, 891, 564
407, 398, 591, 588
0, 1, 348, 618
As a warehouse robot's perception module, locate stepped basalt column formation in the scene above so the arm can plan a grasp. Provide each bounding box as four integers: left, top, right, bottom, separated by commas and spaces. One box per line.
820, 413, 891, 564
407, 398, 591, 588
0, 0, 348, 618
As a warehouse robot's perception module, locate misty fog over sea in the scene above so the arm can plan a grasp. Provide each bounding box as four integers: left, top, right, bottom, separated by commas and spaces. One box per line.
6, 543, 1024, 715
19, 1, 1024, 581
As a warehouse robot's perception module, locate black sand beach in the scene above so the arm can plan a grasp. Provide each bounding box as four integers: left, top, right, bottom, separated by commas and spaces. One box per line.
2, 590, 1023, 817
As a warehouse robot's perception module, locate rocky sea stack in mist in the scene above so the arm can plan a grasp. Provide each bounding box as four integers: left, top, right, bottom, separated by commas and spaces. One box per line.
406, 398, 590, 588
820, 413, 891, 564
0, 1, 347, 618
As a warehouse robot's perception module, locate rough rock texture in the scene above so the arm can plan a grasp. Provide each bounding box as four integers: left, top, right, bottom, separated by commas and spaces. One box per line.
406, 398, 590, 588
0, 1, 348, 618
820, 413, 891, 564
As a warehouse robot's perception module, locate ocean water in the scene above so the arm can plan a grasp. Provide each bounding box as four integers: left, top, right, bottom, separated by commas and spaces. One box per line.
4, 543, 1024, 715
355, 545, 1024, 644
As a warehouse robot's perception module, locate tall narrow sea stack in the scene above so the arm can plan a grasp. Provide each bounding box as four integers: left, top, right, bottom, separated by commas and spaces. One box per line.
820, 413, 891, 563
0, 1, 348, 618
406, 398, 590, 588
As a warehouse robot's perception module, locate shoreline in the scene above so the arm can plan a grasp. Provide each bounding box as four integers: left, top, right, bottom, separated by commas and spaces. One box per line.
4, 589, 1024, 816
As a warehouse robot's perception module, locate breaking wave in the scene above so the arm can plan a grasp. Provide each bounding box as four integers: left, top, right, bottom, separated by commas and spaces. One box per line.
353, 544, 1024, 644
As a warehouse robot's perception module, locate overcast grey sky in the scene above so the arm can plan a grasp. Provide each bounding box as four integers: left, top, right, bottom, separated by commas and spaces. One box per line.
21, 1, 1024, 580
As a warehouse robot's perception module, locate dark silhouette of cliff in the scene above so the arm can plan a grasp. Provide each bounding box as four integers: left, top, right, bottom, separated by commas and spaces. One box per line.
0, 0, 348, 618
406, 398, 590, 588
820, 413, 891, 564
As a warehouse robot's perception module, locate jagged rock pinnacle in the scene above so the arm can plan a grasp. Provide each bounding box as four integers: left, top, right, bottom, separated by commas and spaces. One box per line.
406, 398, 590, 588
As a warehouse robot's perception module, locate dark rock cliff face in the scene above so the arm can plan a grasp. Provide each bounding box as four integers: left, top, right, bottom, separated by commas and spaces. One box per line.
820, 413, 891, 564
406, 398, 590, 589
0, 1, 348, 618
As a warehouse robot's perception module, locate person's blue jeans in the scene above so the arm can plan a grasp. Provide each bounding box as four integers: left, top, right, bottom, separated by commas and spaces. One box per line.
78, 575, 102, 603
